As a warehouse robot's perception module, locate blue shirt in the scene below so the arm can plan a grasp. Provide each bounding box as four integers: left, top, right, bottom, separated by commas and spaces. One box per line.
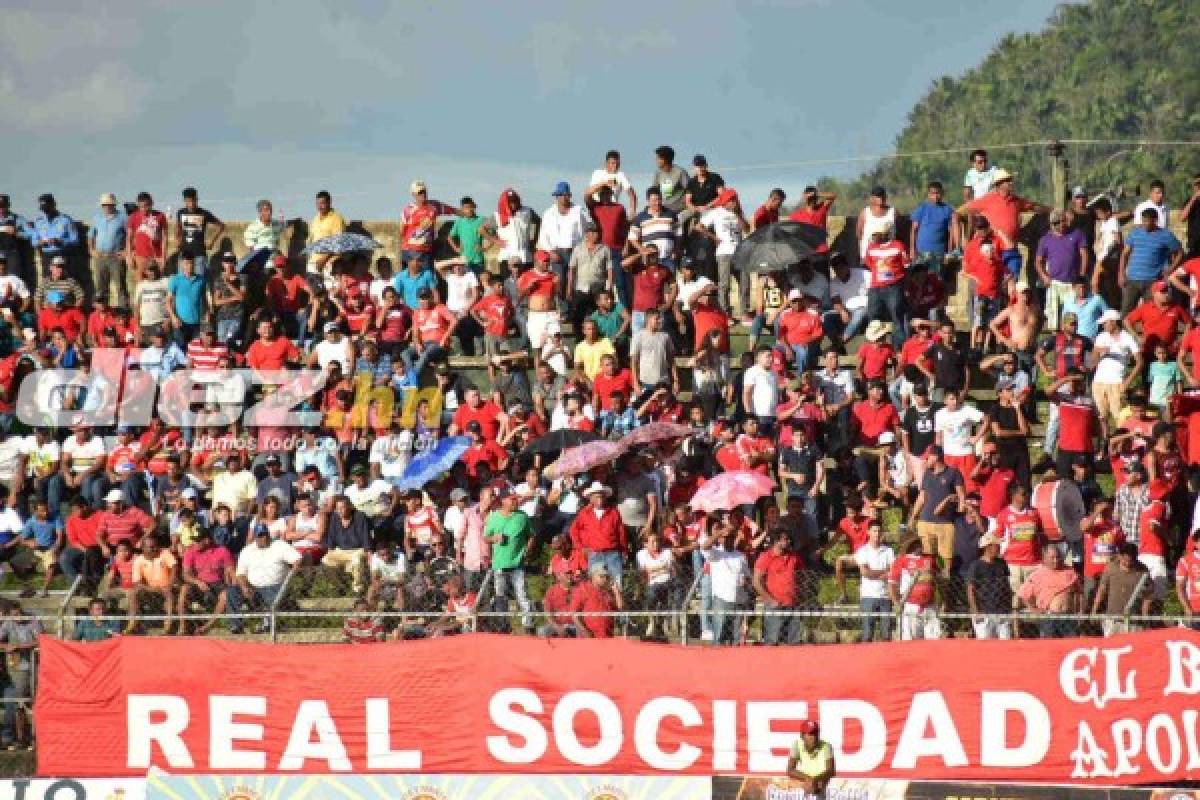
393, 269, 438, 307
910, 201, 954, 254
1062, 293, 1108, 339
22, 516, 63, 549
26, 213, 80, 253
89, 210, 128, 253
168, 273, 207, 324
1125, 226, 1181, 282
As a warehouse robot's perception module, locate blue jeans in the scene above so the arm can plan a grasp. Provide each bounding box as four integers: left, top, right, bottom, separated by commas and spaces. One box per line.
609, 247, 630, 309
861, 597, 893, 642
822, 308, 867, 343
1001, 248, 1022, 280
401, 339, 448, 378
762, 601, 804, 645
216, 317, 242, 347
226, 583, 281, 632
493, 567, 533, 630
865, 283, 907, 349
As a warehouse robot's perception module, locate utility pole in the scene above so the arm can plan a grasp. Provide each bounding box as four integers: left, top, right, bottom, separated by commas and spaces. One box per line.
1047, 139, 1068, 209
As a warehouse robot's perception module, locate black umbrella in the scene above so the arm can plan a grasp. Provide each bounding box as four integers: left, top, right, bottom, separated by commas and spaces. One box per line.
518, 428, 601, 460
732, 221, 824, 274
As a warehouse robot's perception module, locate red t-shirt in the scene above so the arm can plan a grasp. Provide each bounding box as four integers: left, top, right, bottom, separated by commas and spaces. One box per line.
734, 433, 773, 476
863, 239, 910, 288
963, 237, 1006, 299
570, 582, 617, 637
837, 515, 870, 553
379, 306, 412, 343
1181, 257, 1200, 309
889, 552, 937, 608
87, 310, 125, 343
413, 305, 455, 343
593, 369, 635, 411
517, 269, 558, 300
127, 210, 168, 258
463, 440, 506, 479
776, 309, 824, 346
996, 506, 1043, 566
752, 205, 780, 230
453, 401, 503, 441
1056, 393, 1097, 453
265, 274, 310, 313
899, 335, 935, 372
65, 513, 100, 549
789, 204, 830, 230
1180, 327, 1200, 370
754, 550, 800, 606
976, 465, 1016, 519
851, 400, 899, 446
1139, 500, 1168, 557
715, 444, 743, 473
966, 192, 1036, 245
1175, 552, 1200, 612
246, 336, 299, 371
472, 294, 514, 337
858, 342, 895, 381
1126, 301, 1187, 354
1083, 520, 1124, 579
345, 301, 376, 335
550, 549, 589, 580
38, 307, 85, 341
400, 200, 451, 253
587, 201, 630, 251
692, 305, 730, 352
632, 264, 671, 312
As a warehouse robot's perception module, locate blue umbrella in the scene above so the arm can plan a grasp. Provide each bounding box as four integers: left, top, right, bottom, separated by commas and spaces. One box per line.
301, 232, 383, 256
393, 436, 471, 491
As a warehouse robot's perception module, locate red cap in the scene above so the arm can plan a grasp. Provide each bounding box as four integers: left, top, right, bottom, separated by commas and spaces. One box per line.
272, 254, 288, 267
714, 188, 739, 208
534, 249, 552, 264
1153, 280, 1168, 292
799, 720, 819, 735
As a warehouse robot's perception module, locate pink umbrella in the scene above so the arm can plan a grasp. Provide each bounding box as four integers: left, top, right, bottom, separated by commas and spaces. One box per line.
619, 421, 695, 448
689, 470, 776, 513
546, 439, 628, 478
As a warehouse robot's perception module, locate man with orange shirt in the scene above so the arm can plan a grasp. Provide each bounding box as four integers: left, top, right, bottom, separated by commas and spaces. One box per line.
451, 387, 506, 441
963, 217, 1009, 352
734, 416, 776, 476
1126, 280, 1187, 357
592, 354, 635, 412
245, 319, 300, 373
753, 532, 804, 645
400, 180, 458, 272
863, 227, 910, 349
125, 192, 168, 282
690, 284, 730, 352
402, 287, 458, 378
265, 255, 312, 341
538, 568, 579, 637
571, 562, 622, 638
959, 169, 1049, 279
775, 291, 824, 372
856, 321, 896, 384
127, 534, 178, 634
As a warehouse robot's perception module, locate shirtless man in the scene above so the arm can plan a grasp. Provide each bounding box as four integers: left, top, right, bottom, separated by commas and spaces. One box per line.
989, 281, 1042, 374
517, 250, 562, 367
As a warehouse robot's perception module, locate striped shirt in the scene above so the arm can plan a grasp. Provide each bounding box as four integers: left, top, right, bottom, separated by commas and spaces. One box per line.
35, 277, 85, 307
96, 507, 154, 548
628, 209, 678, 261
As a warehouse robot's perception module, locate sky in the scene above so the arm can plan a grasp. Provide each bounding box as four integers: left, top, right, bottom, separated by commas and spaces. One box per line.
1, 0, 1065, 221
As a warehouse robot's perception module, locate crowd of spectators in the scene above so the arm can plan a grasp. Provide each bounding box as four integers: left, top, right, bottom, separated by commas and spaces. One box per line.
0, 148, 1197, 716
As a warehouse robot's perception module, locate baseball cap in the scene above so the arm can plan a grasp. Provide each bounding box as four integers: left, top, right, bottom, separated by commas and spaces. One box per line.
692, 154, 708, 167
978, 533, 999, 548
798, 720, 818, 735
1153, 280, 1169, 293
104, 489, 124, 504
253, 523, 271, 537
878, 431, 896, 445
410, 180, 427, 194
552, 180, 571, 196
1100, 309, 1122, 324
1071, 186, 1087, 198
324, 321, 339, 333
449, 488, 469, 502
272, 253, 288, 268
1049, 209, 1065, 223
99, 192, 117, 206
265, 454, 282, 465
51, 255, 66, 267
45, 290, 65, 305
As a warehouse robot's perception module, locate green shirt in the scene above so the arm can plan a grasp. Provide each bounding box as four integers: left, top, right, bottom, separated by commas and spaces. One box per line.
590, 303, 628, 342
450, 216, 487, 265
485, 510, 531, 570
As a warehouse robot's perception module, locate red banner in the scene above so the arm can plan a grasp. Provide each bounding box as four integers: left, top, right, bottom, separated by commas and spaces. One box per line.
34, 629, 1200, 783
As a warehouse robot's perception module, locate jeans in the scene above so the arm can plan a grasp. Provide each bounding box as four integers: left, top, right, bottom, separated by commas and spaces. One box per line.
860, 597, 893, 642
822, 308, 868, 344
493, 567, 533, 630
91, 252, 128, 306
762, 601, 804, 645
225, 583, 281, 632
865, 283, 907, 349
711, 596, 738, 645
401, 339, 448, 379
174, 322, 200, 349
1121, 278, 1155, 315
59, 545, 105, 587
699, 571, 714, 638
1037, 617, 1078, 639
237, 247, 272, 274
610, 247, 630, 309
588, 550, 624, 590
216, 317, 242, 347
1000, 247, 1022, 280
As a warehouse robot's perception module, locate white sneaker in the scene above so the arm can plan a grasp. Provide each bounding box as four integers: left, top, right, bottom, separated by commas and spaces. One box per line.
700, 630, 714, 642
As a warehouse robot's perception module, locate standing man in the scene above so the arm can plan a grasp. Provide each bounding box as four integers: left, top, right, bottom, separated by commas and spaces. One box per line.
565, 222, 612, 332
700, 188, 748, 318
959, 169, 1049, 281
909, 181, 959, 278
0, 195, 28, 289
88, 193, 128, 306
651, 145, 689, 215
1180, 173, 1200, 259
908, 446, 965, 575
306, 190, 347, 274
175, 187, 224, 281
26, 193, 80, 276
400, 180, 457, 273
537, 181, 591, 293
752, 189, 786, 230
1035, 209, 1089, 330
788, 186, 836, 251
962, 149, 1000, 203
167, 254, 207, 348
485, 486, 534, 633
1119, 207, 1183, 313
125, 192, 168, 288
588, 150, 638, 217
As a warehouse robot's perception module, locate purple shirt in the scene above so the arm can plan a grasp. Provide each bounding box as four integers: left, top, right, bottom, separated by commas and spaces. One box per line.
1036, 229, 1086, 282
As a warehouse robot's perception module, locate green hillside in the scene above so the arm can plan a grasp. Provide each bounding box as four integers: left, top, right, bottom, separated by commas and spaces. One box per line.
824, 0, 1200, 208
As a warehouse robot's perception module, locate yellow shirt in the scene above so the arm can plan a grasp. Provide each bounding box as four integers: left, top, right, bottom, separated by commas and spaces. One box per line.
790, 739, 833, 778
574, 338, 617, 381
309, 210, 348, 244
212, 470, 258, 515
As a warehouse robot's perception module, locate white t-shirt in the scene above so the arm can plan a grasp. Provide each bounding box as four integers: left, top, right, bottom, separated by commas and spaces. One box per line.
934, 405, 985, 457
700, 543, 749, 603
370, 551, 408, 583
1093, 329, 1140, 384
855, 544, 895, 599
62, 435, 107, 474
1096, 216, 1122, 261
637, 548, 675, 586
701, 208, 743, 257
792, 273, 829, 306
742, 364, 778, 417
236, 539, 302, 587
369, 278, 391, 306
1133, 200, 1169, 229
344, 479, 394, 517
0, 437, 23, 482
314, 338, 352, 373
829, 267, 870, 311
0, 275, 30, 303
963, 166, 1000, 199
496, 207, 535, 265
588, 168, 633, 202
368, 432, 413, 479
445, 271, 480, 315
